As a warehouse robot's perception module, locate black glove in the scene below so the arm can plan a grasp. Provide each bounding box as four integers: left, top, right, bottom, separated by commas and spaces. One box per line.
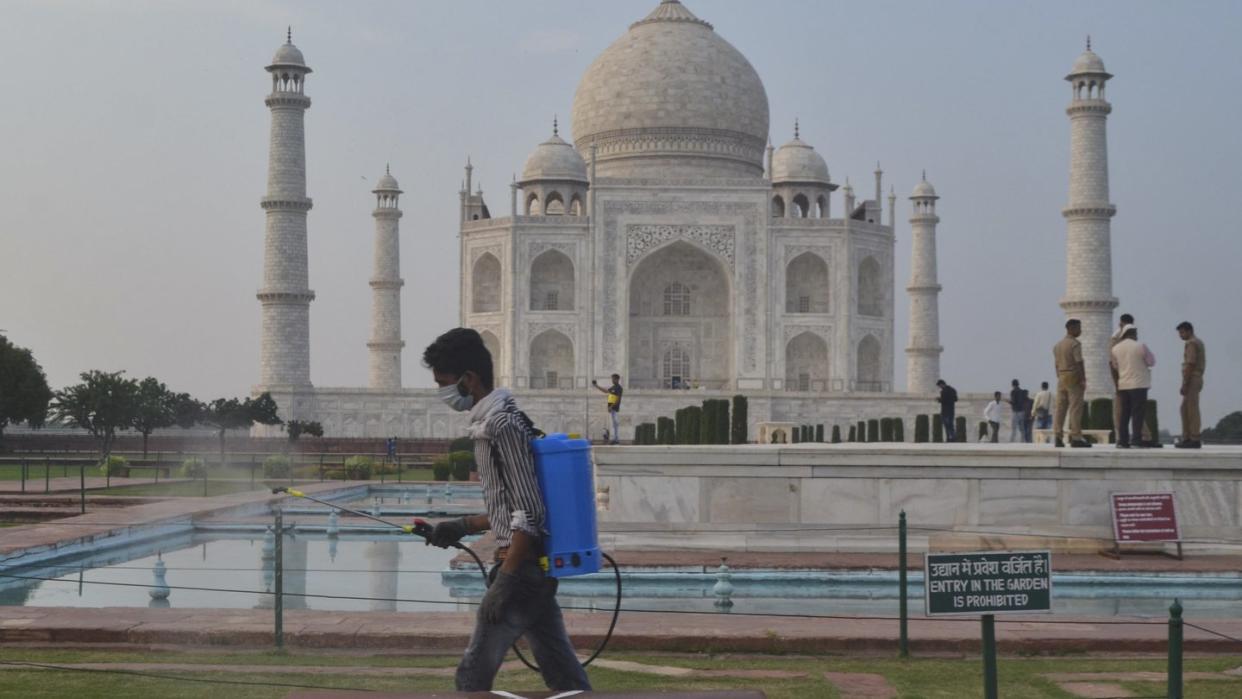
479, 569, 527, 624
425, 517, 468, 548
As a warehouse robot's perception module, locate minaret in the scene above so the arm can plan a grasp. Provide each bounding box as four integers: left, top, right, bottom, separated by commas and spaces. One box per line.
258, 29, 315, 388
1060, 39, 1118, 397
368, 165, 404, 390
906, 173, 943, 393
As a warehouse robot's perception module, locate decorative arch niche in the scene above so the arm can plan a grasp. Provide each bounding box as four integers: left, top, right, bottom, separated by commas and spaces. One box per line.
471, 253, 501, 313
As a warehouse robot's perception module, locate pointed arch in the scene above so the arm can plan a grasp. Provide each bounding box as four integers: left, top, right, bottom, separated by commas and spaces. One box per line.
530, 249, 575, 310
785, 331, 829, 392
544, 191, 565, 215
569, 194, 583, 216
479, 330, 501, 376
792, 193, 810, 218
471, 253, 501, 313
529, 329, 573, 390
785, 252, 829, 314
857, 256, 883, 317
525, 192, 540, 216
771, 195, 785, 218
856, 334, 882, 391
816, 195, 827, 218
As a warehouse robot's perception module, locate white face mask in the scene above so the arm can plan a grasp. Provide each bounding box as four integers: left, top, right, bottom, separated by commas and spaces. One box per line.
438, 379, 474, 412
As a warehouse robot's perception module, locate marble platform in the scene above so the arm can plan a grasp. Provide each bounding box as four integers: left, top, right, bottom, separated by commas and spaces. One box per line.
594, 443, 1242, 553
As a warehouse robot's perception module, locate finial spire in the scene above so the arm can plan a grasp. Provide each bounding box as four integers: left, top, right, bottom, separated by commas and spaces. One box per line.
386, 162, 390, 175
876, 161, 882, 171
287, 26, 292, 44
553, 115, 558, 136
1086, 35, 1091, 51
794, 118, 800, 139
921, 169, 927, 181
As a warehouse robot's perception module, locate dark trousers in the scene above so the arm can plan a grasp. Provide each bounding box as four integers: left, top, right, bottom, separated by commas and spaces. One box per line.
941, 413, 956, 441
988, 421, 1000, 442
1118, 388, 1148, 447
456, 560, 591, 692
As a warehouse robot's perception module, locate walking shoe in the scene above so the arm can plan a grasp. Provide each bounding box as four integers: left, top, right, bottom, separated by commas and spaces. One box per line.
1115, 442, 1130, 449
1054, 438, 1065, 448
1070, 439, 1093, 448
1174, 440, 1201, 449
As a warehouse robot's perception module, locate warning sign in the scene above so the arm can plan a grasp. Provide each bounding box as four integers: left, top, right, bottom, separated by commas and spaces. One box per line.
1111, 492, 1180, 543
924, 551, 1052, 616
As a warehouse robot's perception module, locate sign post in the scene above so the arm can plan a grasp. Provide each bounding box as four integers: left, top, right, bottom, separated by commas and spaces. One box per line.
925, 550, 1052, 699
1108, 492, 1182, 560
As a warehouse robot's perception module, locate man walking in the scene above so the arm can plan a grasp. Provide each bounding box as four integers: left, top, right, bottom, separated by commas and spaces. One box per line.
1031, 381, 1054, 431
1176, 322, 1206, 449
984, 391, 1004, 443
591, 374, 623, 445
1054, 319, 1090, 448
422, 328, 591, 692
1008, 379, 1031, 443
1110, 324, 1155, 449
935, 379, 958, 442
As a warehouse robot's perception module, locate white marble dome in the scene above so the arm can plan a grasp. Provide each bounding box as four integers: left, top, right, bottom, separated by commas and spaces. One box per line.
520, 131, 588, 184
373, 168, 400, 192
570, 0, 770, 178
911, 178, 938, 198
271, 42, 308, 68
772, 136, 830, 185
1068, 49, 1108, 76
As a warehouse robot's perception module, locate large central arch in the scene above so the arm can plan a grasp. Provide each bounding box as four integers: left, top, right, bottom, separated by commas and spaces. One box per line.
626, 241, 732, 389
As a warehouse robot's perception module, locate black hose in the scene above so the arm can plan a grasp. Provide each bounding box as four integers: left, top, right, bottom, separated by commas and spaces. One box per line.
270, 487, 623, 670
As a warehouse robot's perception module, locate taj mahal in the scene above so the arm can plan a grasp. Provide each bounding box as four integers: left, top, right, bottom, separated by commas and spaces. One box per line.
255, 0, 1119, 438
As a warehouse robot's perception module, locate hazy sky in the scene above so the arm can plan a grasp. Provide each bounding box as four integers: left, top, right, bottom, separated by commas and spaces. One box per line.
2, 0, 1239, 428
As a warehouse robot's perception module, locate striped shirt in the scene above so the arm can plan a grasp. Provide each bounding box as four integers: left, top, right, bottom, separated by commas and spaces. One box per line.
471, 395, 547, 547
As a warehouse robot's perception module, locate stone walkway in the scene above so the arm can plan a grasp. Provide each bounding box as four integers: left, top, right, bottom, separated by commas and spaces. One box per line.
1, 606, 1240, 653
1042, 670, 1242, 697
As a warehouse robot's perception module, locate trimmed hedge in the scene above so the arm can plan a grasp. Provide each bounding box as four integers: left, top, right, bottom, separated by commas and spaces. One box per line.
857, 421, 866, 443
932, 416, 944, 443
847, 425, 857, 442
731, 395, 748, 444
657, 417, 675, 444
978, 420, 990, 441
880, 418, 895, 442
893, 418, 905, 442
815, 424, 825, 443
831, 425, 841, 443
865, 419, 878, 443
1145, 399, 1159, 440
914, 415, 930, 443
955, 416, 967, 443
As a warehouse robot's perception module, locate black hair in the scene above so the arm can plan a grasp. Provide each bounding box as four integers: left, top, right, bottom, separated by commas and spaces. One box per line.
1120, 313, 1134, 324
422, 327, 494, 389
1177, 321, 1194, 333
1011, 379, 1019, 387
1041, 381, 1049, 389
1066, 318, 1081, 328
936, 379, 945, 386
611, 373, 621, 380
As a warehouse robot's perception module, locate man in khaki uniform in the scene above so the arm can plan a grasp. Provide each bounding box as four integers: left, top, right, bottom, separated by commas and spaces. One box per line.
1176, 321, 1206, 449
1053, 318, 1090, 448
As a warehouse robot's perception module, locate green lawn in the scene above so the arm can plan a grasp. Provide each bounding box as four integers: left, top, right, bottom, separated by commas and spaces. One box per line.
0, 648, 1237, 698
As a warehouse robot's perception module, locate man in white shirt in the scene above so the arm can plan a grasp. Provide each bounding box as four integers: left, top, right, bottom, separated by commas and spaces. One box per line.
983, 391, 1004, 443
1110, 325, 1156, 449
1031, 382, 1054, 430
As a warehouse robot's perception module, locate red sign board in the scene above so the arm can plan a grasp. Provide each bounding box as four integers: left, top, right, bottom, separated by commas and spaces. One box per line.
1110, 492, 1181, 543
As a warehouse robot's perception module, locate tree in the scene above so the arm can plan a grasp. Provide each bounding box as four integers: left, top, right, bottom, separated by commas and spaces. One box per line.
51, 370, 140, 463
285, 420, 323, 452
199, 392, 282, 468
131, 378, 183, 459
0, 335, 52, 449
1203, 411, 1242, 443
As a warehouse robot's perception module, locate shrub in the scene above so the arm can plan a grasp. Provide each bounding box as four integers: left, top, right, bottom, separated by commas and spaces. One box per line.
914, 415, 930, 443
978, 420, 991, 441
815, 424, 824, 443
450, 451, 472, 481
880, 418, 895, 442
700, 400, 717, 444
1089, 398, 1114, 431
831, 425, 841, 443
344, 455, 375, 480
262, 455, 291, 479
730, 395, 748, 444
791, 426, 800, 443
955, 416, 967, 443
867, 419, 880, 443
848, 425, 857, 442
716, 400, 730, 445
857, 421, 866, 442
431, 456, 451, 481
449, 437, 472, 453
98, 455, 129, 477
684, 406, 702, 444
178, 457, 205, 479
932, 416, 944, 442
893, 418, 905, 442
657, 417, 675, 444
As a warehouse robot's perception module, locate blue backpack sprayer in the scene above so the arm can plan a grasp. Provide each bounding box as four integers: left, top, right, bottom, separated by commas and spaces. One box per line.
271, 432, 621, 670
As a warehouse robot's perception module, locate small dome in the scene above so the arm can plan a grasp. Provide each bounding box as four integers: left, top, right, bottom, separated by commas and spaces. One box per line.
271, 42, 307, 67
519, 132, 588, 184
911, 178, 937, 199
771, 136, 829, 185
1070, 49, 1106, 75
373, 167, 400, 193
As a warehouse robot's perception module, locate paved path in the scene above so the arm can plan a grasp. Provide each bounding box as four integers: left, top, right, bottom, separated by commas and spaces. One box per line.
1, 606, 1240, 653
